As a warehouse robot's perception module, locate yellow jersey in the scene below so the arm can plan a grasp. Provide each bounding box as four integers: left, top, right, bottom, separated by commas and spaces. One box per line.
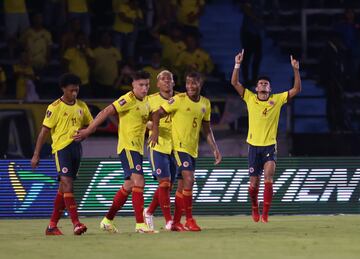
143, 65, 167, 94
67, 0, 88, 13
243, 89, 288, 146
113, 3, 143, 33
93, 46, 122, 86
176, 0, 205, 27
4, 0, 27, 13
43, 98, 93, 153
175, 48, 214, 75
63, 47, 94, 85
159, 34, 186, 69
161, 93, 211, 158
0, 67, 7, 82
112, 91, 150, 155
13, 64, 34, 99
148, 92, 175, 154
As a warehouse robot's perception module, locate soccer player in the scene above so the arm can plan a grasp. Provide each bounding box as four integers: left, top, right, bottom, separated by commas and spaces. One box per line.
31, 73, 93, 235
143, 70, 178, 231
149, 71, 222, 231
231, 50, 301, 223
73, 70, 154, 233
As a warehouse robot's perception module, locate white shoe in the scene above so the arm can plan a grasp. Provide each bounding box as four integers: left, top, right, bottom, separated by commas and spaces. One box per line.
135, 223, 158, 233
165, 220, 173, 231
143, 207, 154, 231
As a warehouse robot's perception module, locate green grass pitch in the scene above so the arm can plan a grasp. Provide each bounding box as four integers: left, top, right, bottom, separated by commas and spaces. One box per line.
0, 215, 359, 259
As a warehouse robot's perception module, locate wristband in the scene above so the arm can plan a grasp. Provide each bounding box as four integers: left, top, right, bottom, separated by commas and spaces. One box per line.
234, 63, 240, 69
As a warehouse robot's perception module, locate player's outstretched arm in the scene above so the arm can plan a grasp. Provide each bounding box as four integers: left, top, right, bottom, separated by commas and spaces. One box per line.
231, 50, 246, 97
31, 126, 50, 169
148, 107, 167, 147
202, 121, 222, 165
73, 104, 116, 141
288, 55, 302, 99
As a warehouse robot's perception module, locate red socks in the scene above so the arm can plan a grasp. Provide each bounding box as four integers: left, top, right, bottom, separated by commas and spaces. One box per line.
263, 182, 273, 217
182, 189, 193, 220
173, 191, 184, 223
63, 192, 80, 226
248, 186, 259, 208
132, 186, 145, 223
106, 186, 129, 220
147, 187, 159, 215
49, 191, 65, 227
158, 180, 172, 222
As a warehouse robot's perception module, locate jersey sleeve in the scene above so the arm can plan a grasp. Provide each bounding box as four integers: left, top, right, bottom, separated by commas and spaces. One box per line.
242, 88, 252, 103
82, 103, 93, 126
112, 93, 137, 113
43, 104, 58, 129
277, 91, 289, 105
161, 95, 179, 113
203, 99, 211, 122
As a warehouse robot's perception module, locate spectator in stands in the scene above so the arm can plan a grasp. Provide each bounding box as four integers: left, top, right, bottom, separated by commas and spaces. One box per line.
334, 8, 360, 88
112, 0, 143, 63
13, 51, 39, 101
114, 64, 135, 95
0, 67, 7, 98
65, 0, 91, 37
4, 0, 30, 58
152, 22, 186, 71
20, 13, 53, 72
175, 34, 214, 85
63, 32, 94, 98
154, 0, 177, 25
143, 51, 167, 94
174, 0, 205, 35
93, 31, 122, 98
43, 0, 66, 41
240, 1, 263, 87
61, 18, 83, 54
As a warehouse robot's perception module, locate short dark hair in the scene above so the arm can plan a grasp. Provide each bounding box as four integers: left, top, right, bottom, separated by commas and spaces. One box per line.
59, 73, 81, 88
132, 70, 150, 81
186, 71, 203, 84
256, 76, 271, 84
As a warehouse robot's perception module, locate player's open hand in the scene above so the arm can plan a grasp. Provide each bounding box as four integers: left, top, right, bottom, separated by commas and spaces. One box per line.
73, 128, 90, 142
148, 131, 159, 148
290, 55, 299, 70
31, 155, 39, 169
235, 49, 244, 64
213, 149, 222, 165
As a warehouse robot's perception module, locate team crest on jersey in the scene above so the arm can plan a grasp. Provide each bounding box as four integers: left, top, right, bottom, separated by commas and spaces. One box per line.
183, 161, 189, 167
46, 110, 52, 118
269, 100, 275, 106
249, 167, 254, 173
201, 107, 206, 113
78, 109, 83, 116
168, 98, 175, 104
136, 164, 142, 171
62, 167, 68, 174
119, 99, 127, 106
156, 168, 162, 175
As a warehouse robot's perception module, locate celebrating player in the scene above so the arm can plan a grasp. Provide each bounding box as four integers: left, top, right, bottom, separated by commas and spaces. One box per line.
231, 50, 301, 223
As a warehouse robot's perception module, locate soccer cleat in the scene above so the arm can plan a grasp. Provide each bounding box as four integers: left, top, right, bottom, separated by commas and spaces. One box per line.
100, 217, 118, 233
143, 207, 154, 231
261, 214, 268, 223
252, 206, 260, 222
164, 220, 173, 231
74, 223, 87, 235
45, 226, 63, 235
171, 222, 186, 232
135, 223, 158, 233
184, 218, 201, 231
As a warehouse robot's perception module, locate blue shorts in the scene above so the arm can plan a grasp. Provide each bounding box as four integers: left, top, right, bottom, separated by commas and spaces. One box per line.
248, 144, 277, 176
55, 141, 82, 180
173, 151, 196, 179
119, 149, 143, 180
149, 149, 177, 184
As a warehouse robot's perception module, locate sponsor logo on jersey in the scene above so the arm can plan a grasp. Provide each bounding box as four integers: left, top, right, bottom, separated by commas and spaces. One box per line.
136, 164, 142, 171
156, 168, 162, 175
62, 167, 68, 174
183, 161, 189, 168
119, 99, 127, 106
249, 167, 254, 173
46, 110, 52, 118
